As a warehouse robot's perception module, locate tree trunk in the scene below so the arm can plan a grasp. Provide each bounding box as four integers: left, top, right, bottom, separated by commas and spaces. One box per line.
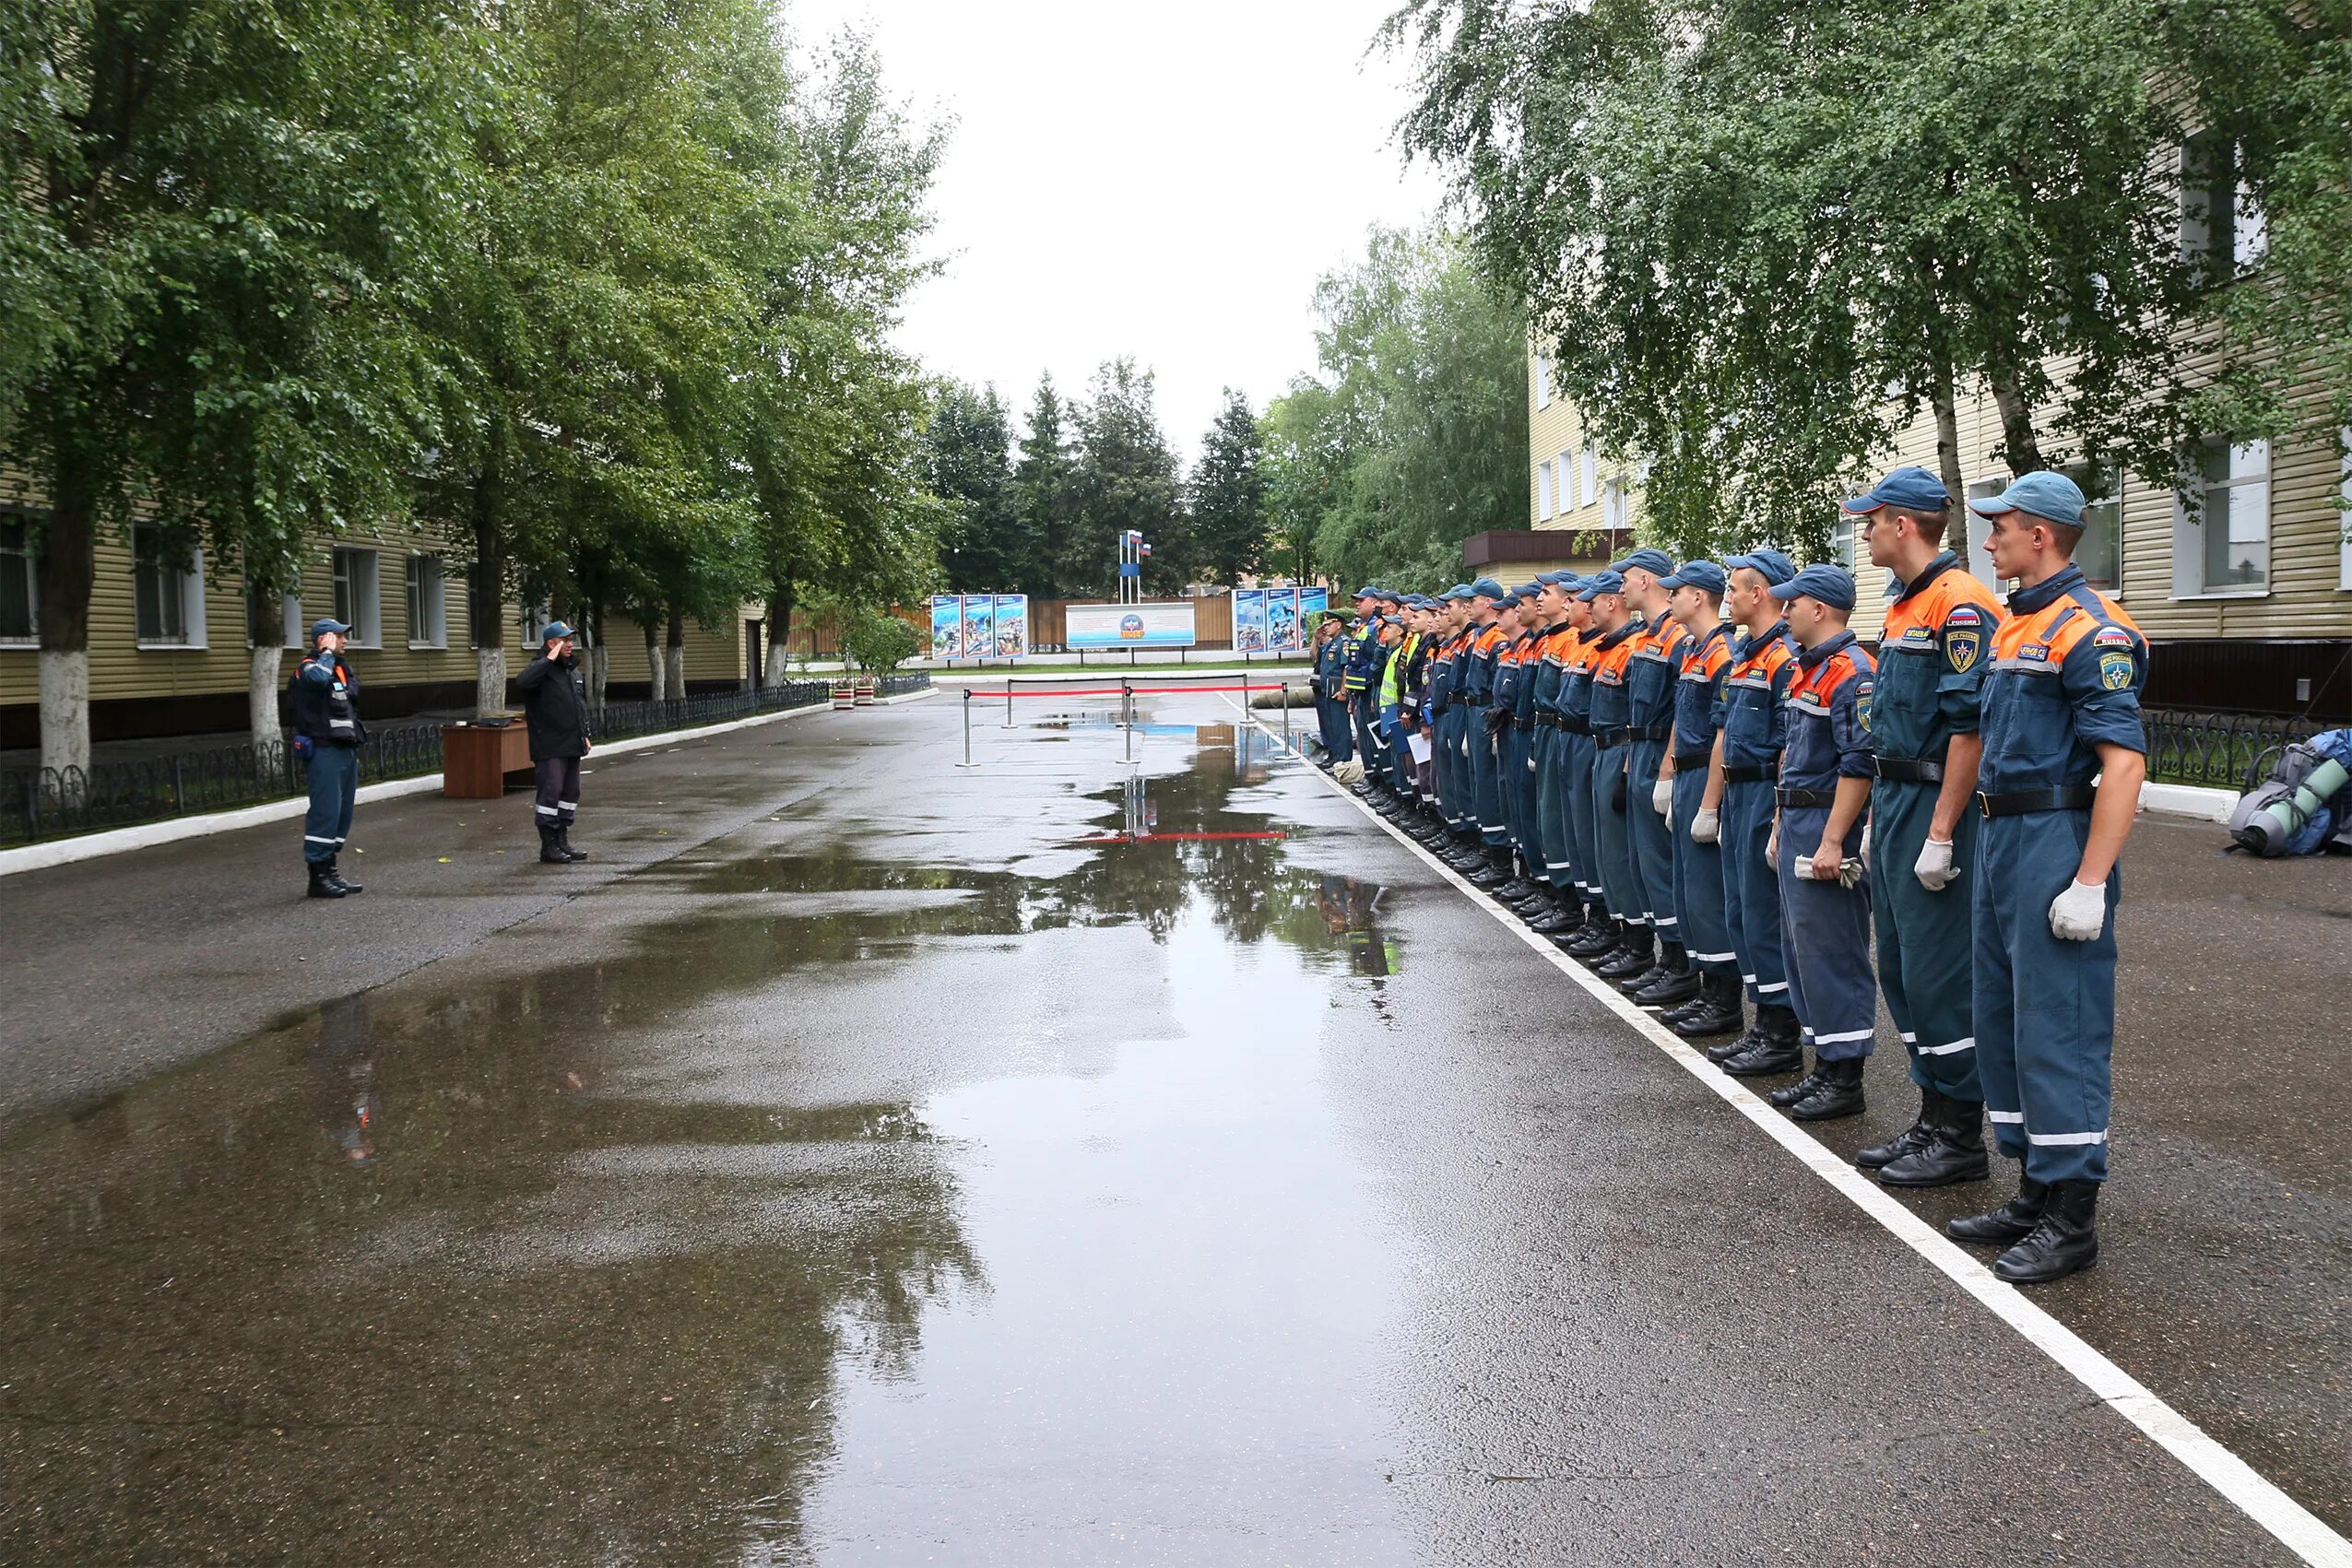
249, 644, 284, 752
664, 608, 686, 701
34, 425, 97, 777
1928, 347, 1965, 521
471, 445, 506, 716
763, 587, 796, 685
643, 620, 663, 701
1985, 359, 2047, 477
584, 605, 608, 712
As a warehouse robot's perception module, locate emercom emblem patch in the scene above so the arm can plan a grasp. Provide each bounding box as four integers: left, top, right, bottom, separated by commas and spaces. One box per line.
1946, 630, 1981, 674
2099, 650, 2134, 691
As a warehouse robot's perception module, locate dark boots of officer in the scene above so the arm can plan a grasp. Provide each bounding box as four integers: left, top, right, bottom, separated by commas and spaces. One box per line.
308, 863, 346, 899
1779, 1055, 1864, 1121
1955, 1175, 2098, 1284
1863, 1089, 1989, 1187
1591, 923, 1653, 980
1719, 1004, 1802, 1074
1670, 971, 1744, 1038
1629, 939, 1701, 1006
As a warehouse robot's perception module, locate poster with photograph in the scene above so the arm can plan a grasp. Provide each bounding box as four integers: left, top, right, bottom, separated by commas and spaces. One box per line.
1264, 587, 1300, 650
1066, 602, 1197, 648
1234, 588, 1267, 652
962, 595, 996, 659
991, 595, 1029, 656
1298, 587, 1330, 628
929, 596, 963, 660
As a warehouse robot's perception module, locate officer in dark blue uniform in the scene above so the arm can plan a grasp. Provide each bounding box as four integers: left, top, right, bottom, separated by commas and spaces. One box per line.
1709, 549, 1803, 1073
290, 618, 367, 899
1947, 471, 2148, 1285
1765, 564, 1878, 1122
1310, 614, 1353, 769
1578, 572, 1650, 977
1616, 548, 1694, 999
1460, 579, 1513, 886
516, 620, 593, 864
1656, 560, 1743, 1036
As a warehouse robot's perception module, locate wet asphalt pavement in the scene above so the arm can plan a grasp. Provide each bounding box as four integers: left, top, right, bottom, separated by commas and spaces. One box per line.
0, 690, 2344, 1565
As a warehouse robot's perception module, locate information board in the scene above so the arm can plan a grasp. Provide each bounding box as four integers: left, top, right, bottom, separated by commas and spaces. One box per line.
930, 594, 1031, 659
1067, 601, 1197, 649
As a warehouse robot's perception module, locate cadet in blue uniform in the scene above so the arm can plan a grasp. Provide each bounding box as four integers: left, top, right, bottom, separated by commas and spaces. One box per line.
1461, 579, 1513, 886
1434, 587, 1489, 872
1555, 580, 1614, 952
1493, 587, 1548, 904
1708, 549, 1803, 1073
1343, 587, 1382, 792
1523, 574, 1581, 934
1654, 561, 1743, 1036
1847, 466, 2004, 1187
1765, 565, 1878, 1121
1616, 548, 1694, 999
1948, 472, 2148, 1285
1578, 572, 1651, 977
1424, 592, 1466, 844
290, 618, 367, 899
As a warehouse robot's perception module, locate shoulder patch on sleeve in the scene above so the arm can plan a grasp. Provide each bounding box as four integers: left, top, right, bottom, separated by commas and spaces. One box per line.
2098, 649, 2135, 691
1944, 603, 1983, 629
2093, 624, 2133, 648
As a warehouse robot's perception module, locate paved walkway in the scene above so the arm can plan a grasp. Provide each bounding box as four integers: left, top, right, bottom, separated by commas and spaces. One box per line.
0, 692, 2343, 1565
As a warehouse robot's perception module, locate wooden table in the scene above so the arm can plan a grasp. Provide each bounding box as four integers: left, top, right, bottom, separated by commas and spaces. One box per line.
441, 723, 534, 798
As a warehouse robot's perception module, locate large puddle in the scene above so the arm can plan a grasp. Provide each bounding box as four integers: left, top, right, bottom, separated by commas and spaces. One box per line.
0, 721, 1412, 1565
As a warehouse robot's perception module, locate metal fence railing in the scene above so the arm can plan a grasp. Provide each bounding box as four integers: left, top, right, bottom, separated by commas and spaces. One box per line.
0, 672, 929, 847
2143, 707, 2331, 793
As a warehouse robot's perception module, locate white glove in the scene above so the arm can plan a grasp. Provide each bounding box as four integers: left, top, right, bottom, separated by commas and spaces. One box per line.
1690, 807, 1720, 843
1528, 757, 1538, 774
1914, 837, 1959, 892
1651, 778, 1673, 816
1765, 825, 1779, 870
2049, 879, 2107, 941
1792, 855, 1814, 880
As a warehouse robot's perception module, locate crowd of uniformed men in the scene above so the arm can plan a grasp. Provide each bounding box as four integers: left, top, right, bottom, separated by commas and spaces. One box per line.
1306, 466, 2150, 1286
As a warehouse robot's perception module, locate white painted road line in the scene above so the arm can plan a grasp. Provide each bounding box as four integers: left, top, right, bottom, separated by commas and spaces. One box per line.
1228, 699, 2352, 1568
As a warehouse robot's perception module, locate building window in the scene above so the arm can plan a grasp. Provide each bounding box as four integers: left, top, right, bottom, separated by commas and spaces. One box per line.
406, 554, 447, 647
1534, 355, 1553, 411
332, 547, 382, 645
133, 525, 207, 648
1602, 477, 1628, 533
2181, 132, 2265, 279
1536, 460, 1554, 519
247, 584, 301, 649
1834, 514, 1857, 572
2174, 437, 2269, 595
1555, 448, 1573, 510
2060, 460, 2122, 592
0, 517, 34, 644
1579, 446, 1599, 508
1964, 477, 2007, 595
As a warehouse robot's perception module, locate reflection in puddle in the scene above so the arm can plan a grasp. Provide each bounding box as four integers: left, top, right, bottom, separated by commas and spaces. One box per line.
0, 723, 1404, 1566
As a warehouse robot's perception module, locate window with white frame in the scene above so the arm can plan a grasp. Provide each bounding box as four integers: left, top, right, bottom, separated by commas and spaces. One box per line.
1602, 477, 1628, 533
332, 547, 382, 645
132, 525, 207, 647
2180, 132, 2266, 279
247, 584, 301, 649
0, 516, 34, 644
2174, 437, 2269, 595
1534, 355, 1553, 411
1579, 446, 1599, 508
406, 553, 447, 647
1555, 449, 1574, 510
1536, 460, 1554, 519
1834, 514, 1857, 572
1964, 477, 2007, 594
2059, 459, 2122, 591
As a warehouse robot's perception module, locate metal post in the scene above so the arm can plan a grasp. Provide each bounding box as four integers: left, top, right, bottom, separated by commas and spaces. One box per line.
958, 689, 975, 768
1122, 678, 1134, 763
1004, 684, 1014, 728
1280, 681, 1290, 749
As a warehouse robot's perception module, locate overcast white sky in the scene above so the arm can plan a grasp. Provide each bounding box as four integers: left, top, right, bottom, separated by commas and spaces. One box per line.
784, 0, 1448, 463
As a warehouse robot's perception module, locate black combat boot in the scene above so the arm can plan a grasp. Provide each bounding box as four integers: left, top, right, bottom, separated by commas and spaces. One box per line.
539, 826, 570, 864
1495, 873, 1541, 902
1631, 944, 1702, 1007
558, 827, 589, 863
1721, 1007, 1802, 1076
1566, 916, 1622, 959
1992, 1180, 2099, 1284
1879, 1094, 1991, 1187
1442, 836, 1486, 871
1671, 972, 1745, 1038
1786, 1056, 1866, 1121
1593, 927, 1655, 980
1527, 894, 1577, 934
307, 863, 346, 900
1767, 1062, 1823, 1105
1705, 1002, 1767, 1062
1466, 847, 1511, 888
1857, 1088, 1942, 1171
1947, 1172, 2051, 1245
323, 855, 363, 894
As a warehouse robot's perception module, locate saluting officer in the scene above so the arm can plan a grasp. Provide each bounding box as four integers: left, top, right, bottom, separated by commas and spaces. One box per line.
1707, 549, 1802, 1073
1847, 466, 2003, 1187
1947, 471, 2147, 1285
1310, 615, 1353, 770
517, 619, 593, 864
1655, 561, 1743, 1036
1764, 564, 1878, 1122
1616, 548, 1694, 999
291, 617, 367, 899
1576, 572, 1650, 977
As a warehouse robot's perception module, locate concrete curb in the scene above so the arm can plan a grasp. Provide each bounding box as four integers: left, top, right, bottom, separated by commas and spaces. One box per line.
2140, 782, 2237, 824
0, 686, 936, 880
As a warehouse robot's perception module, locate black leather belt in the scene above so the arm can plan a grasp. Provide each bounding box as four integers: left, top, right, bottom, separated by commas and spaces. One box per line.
1620, 721, 1673, 742
1672, 749, 1714, 772
1775, 786, 1837, 809
1873, 756, 1945, 784
1593, 728, 1630, 750
1538, 713, 1566, 731
1977, 785, 2097, 817
1561, 716, 1591, 736
1722, 763, 1778, 784
1461, 693, 1489, 707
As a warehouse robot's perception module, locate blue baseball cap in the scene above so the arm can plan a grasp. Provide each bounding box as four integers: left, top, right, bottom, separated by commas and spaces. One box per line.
1968, 470, 2089, 529
1768, 563, 1858, 611
309, 618, 349, 640
541, 619, 578, 643
1722, 547, 1797, 586
1471, 578, 1507, 602
1842, 465, 1951, 515
1660, 560, 1728, 595
1514, 580, 1544, 597
1610, 547, 1675, 578
1577, 571, 1625, 601
1353, 585, 1381, 601
1438, 584, 1471, 602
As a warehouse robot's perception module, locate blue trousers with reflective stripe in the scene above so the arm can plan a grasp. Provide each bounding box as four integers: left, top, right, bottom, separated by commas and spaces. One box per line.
1317, 694, 1353, 763
1585, 744, 1639, 919
1351, 691, 1378, 776
1719, 779, 1789, 1006
1433, 708, 1460, 823
1380, 705, 1411, 794
1559, 733, 1593, 897
1628, 737, 1675, 932
301, 744, 358, 864
1776, 804, 1875, 1059
1669, 768, 1734, 973
1870, 779, 1984, 1102
1509, 724, 1540, 860
1471, 716, 1507, 844
1532, 729, 1571, 885
1974, 811, 2116, 1184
